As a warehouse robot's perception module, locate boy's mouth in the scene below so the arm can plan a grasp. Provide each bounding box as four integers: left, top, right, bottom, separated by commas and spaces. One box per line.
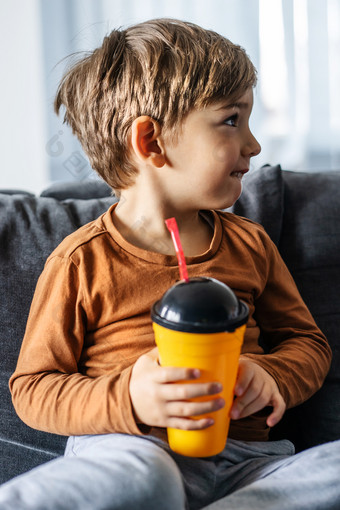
230, 169, 249, 179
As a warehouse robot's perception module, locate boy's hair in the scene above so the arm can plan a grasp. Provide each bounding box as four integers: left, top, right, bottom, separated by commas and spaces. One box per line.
55, 18, 257, 191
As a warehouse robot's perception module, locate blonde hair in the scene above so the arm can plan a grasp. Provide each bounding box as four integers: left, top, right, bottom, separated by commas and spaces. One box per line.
55, 18, 257, 191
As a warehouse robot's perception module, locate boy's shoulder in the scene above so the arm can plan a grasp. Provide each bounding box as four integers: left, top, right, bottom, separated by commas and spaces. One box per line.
216, 209, 277, 254
217, 210, 267, 237
47, 208, 112, 263
216, 210, 277, 267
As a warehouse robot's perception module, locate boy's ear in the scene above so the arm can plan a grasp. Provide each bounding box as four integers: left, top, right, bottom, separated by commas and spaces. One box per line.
130, 116, 166, 168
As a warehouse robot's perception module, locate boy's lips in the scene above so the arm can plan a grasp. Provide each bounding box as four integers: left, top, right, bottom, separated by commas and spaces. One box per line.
230, 169, 249, 179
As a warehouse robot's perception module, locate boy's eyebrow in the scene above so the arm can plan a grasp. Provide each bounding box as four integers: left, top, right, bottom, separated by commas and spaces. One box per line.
215, 101, 249, 111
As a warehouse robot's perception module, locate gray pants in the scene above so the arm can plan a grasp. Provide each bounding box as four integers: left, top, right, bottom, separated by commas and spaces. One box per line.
0, 433, 339, 509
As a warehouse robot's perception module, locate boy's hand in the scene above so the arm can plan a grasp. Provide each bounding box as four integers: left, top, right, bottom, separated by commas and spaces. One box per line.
129, 348, 225, 430
230, 358, 286, 427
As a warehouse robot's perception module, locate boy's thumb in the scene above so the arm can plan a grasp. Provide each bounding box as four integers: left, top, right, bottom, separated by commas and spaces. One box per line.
147, 346, 159, 360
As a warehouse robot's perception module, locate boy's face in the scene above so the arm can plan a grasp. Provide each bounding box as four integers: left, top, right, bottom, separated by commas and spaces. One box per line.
164, 88, 261, 211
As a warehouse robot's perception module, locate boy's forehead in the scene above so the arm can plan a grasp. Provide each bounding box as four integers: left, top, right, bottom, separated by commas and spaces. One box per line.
212, 89, 254, 111
215, 88, 253, 108
170, 88, 254, 127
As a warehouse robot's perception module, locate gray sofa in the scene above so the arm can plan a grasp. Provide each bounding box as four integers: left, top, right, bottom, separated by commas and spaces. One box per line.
1, 164, 339, 485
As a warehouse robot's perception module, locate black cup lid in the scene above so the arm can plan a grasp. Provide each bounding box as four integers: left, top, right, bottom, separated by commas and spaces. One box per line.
151, 277, 249, 333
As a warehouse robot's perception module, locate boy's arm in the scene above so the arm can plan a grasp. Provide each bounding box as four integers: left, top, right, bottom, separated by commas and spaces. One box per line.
9, 255, 142, 436
10, 255, 223, 435
240, 230, 332, 411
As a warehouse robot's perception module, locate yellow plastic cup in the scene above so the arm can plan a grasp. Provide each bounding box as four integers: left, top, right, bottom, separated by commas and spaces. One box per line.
151, 276, 248, 457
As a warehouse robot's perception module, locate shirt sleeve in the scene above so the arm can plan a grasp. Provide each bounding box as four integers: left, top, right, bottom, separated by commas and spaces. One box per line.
9, 255, 144, 436
242, 229, 332, 409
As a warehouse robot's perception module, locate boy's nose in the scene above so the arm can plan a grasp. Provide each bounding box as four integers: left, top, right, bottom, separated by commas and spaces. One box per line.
243, 132, 261, 158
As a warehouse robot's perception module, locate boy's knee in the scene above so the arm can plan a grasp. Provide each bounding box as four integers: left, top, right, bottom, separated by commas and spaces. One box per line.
134, 444, 186, 509
77, 435, 187, 509
65, 435, 186, 508
0, 444, 186, 510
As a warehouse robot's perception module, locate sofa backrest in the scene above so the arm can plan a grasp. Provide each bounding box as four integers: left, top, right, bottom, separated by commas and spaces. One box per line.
0, 166, 339, 482
231, 165, 340, 450
0, 180, 117, 481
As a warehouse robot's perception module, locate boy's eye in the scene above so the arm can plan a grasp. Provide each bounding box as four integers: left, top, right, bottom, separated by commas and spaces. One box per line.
224, 114, 239, 127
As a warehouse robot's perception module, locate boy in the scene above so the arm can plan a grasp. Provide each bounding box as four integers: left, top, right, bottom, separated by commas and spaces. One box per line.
0, 18, 339, 510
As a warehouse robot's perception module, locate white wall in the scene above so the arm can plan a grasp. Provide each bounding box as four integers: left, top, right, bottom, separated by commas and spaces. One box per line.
1, 0, 339, 195
0, 0, 49, 193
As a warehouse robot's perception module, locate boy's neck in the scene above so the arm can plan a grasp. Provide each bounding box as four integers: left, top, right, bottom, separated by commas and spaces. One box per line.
113, 192, 214, 257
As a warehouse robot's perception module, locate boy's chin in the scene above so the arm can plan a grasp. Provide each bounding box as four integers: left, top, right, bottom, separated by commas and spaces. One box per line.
224, 190, 243, 209
212, 195, 241, 211
198, 190, 242, 211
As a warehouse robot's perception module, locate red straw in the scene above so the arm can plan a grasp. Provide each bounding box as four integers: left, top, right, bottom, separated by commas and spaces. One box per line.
165, 217, 189, 282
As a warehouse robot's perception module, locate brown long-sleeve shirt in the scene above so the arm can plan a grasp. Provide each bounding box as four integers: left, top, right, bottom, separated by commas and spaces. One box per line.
9, 204, 332, 442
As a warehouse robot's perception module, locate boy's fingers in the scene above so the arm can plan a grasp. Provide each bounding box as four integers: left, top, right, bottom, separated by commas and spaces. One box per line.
154, 365, 201, 384
160, 381, 223, 400
230, 380, 265, 418
230, 396, 260, 420
166, 397, 225, 418
234, 361, 255, 396
166, 416, 215, 431
231, 391, 286, 423
266, 397, 286, 427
